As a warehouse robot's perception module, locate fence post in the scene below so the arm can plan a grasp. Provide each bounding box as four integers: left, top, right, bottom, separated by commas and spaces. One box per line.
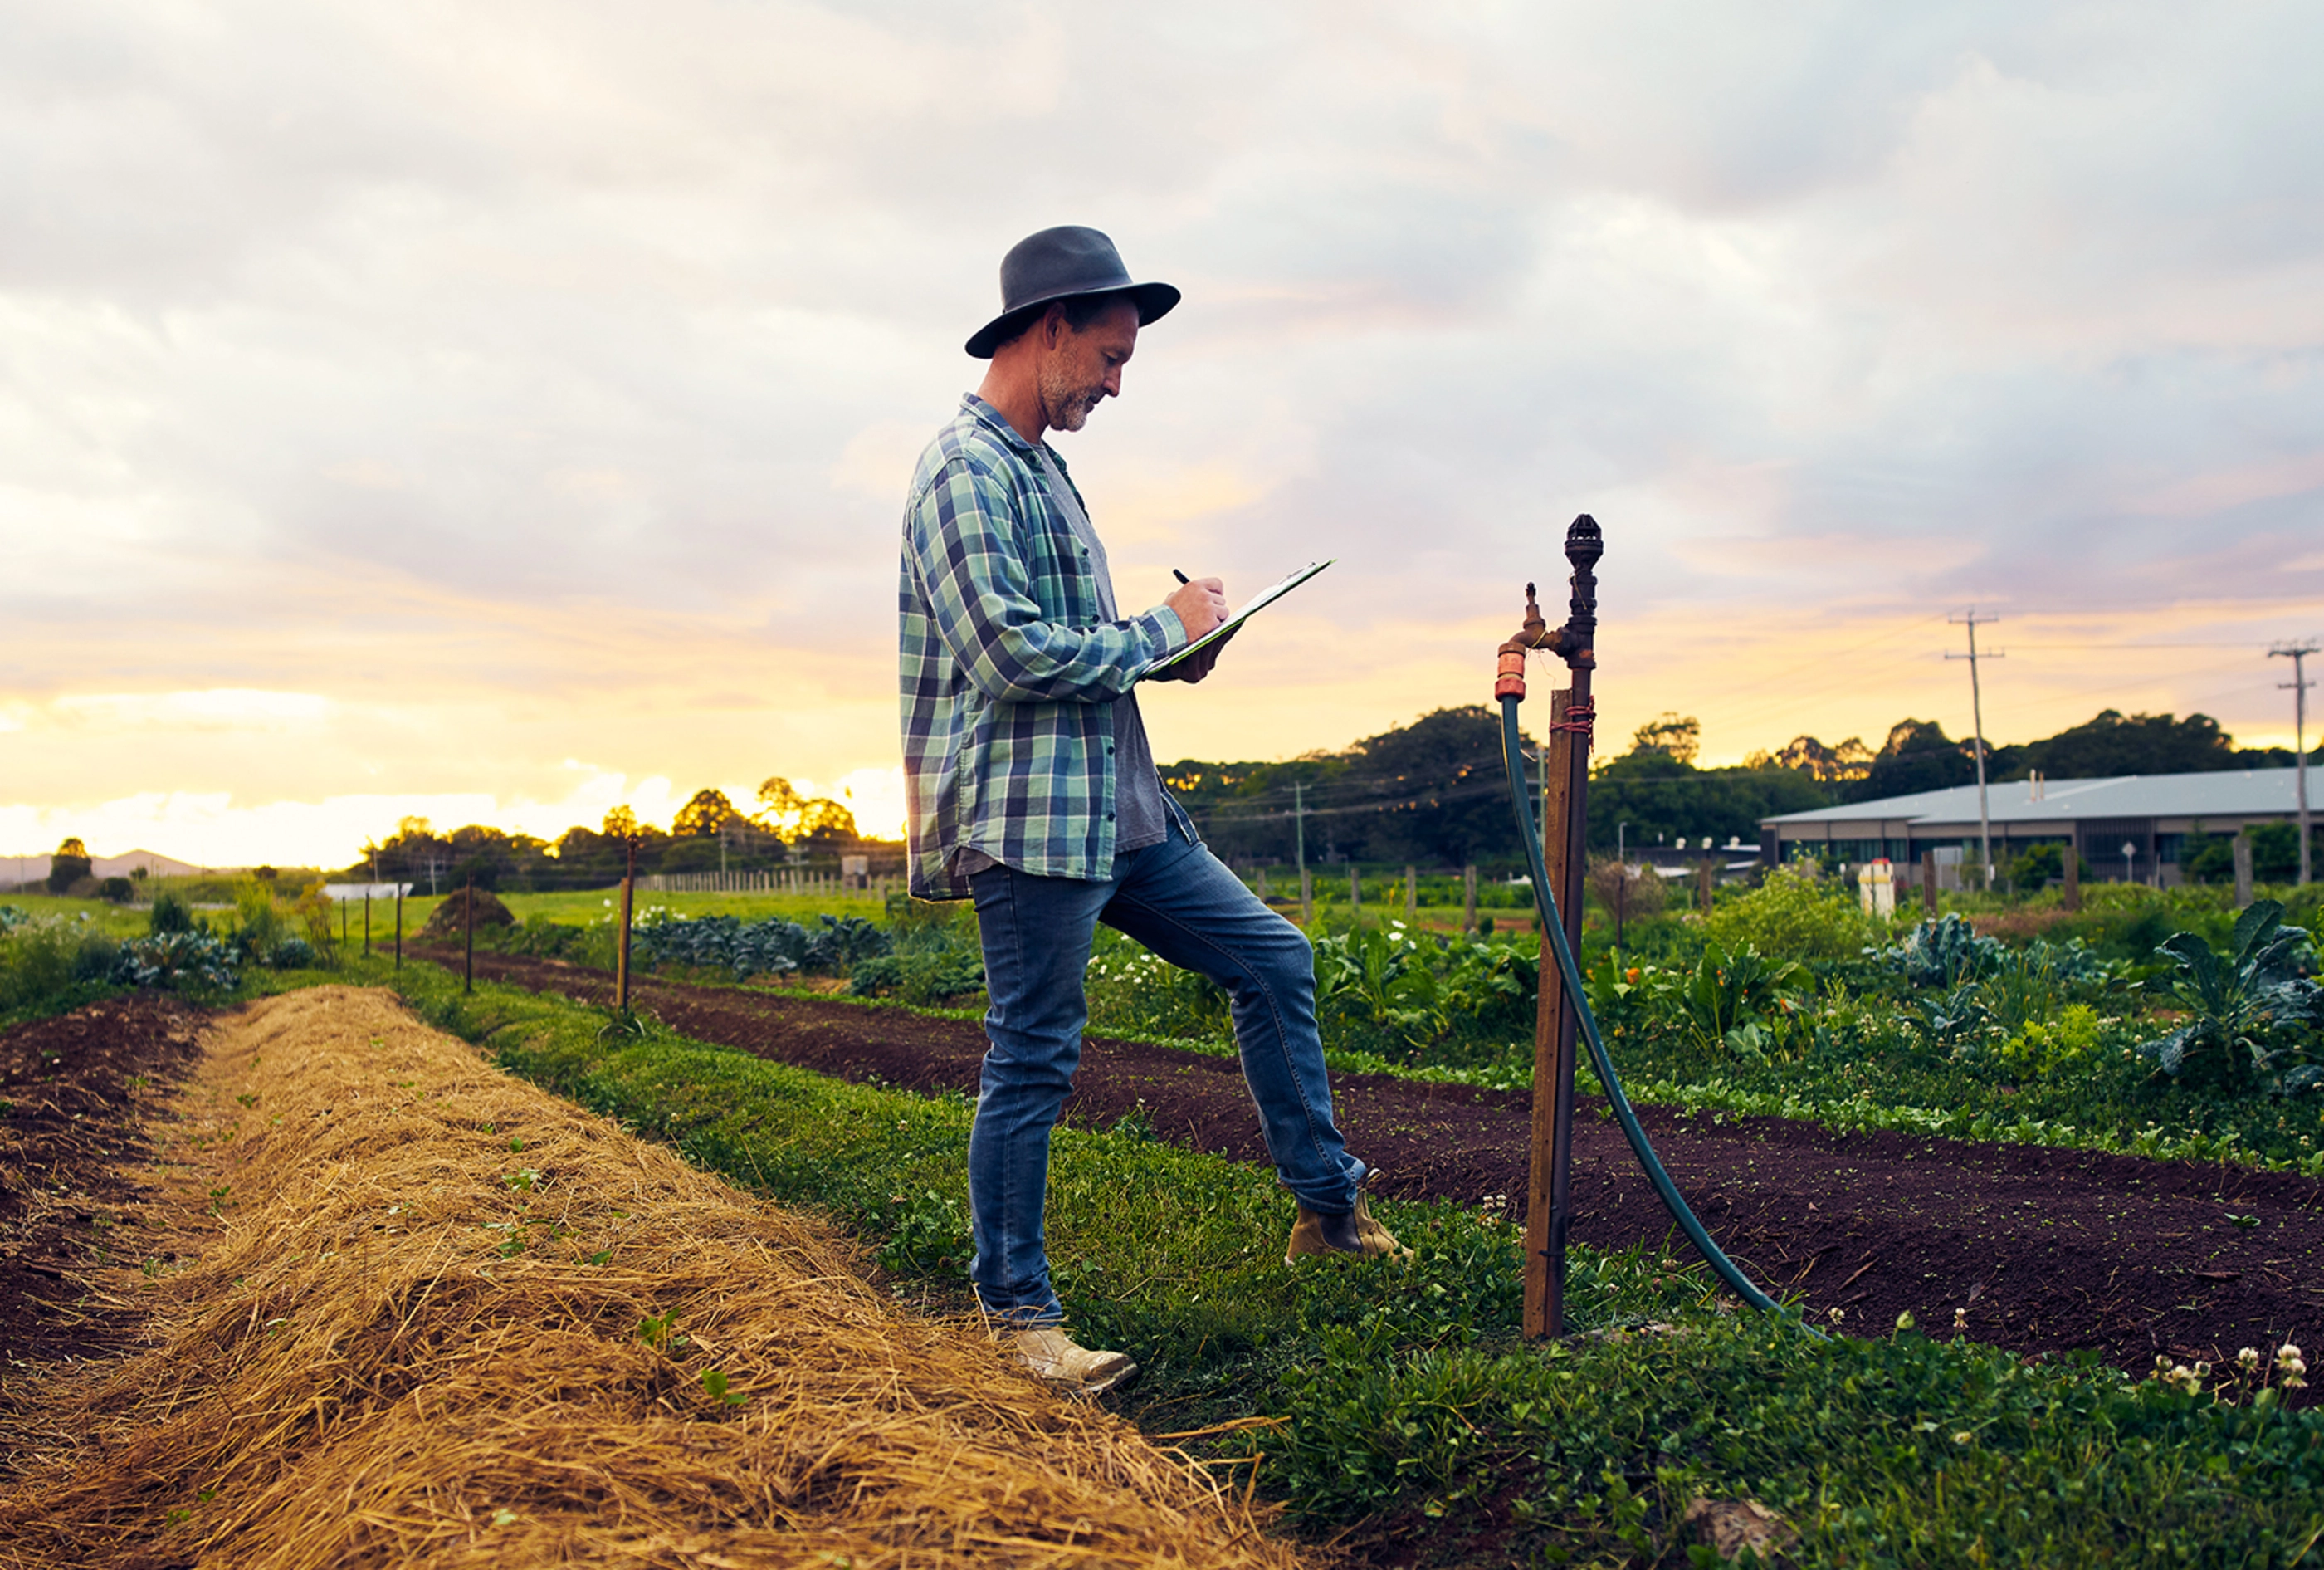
2062, 844, 2080, 912
617, 838, 636, 1012
1697, 859, 1715, 914
1256, 867, 1270, 902
2234, 834, 2254, 910
1350, 867, 1361, 917
1300, 868, 1313, 927
462, 878, 474, 993
1404, 865, 1417, 921
363, 889, 370, 957
1462, 864, 1477, 933
394, 885, 403, 971
1922, 849, 1940, 916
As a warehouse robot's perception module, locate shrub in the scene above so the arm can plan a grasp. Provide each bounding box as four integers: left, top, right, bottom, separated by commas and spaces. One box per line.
1891, 913, 2004, 988
1702, 865, 1871, 961
0, 917, 120, 1015
96, 877, 134, 904
149, 890, 198, 936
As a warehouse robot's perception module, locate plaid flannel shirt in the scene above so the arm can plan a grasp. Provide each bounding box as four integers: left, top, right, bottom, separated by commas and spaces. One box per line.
899, 394, 1190, 899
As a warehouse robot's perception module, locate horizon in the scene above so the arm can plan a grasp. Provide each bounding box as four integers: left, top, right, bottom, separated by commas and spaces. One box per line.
4, 5, 2321, 869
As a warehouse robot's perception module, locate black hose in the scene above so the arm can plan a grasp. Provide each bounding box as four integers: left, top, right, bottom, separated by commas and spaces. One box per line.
1499, 695, 1815, 1330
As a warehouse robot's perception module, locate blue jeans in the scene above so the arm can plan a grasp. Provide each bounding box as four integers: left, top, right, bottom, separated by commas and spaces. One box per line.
965, 819, 1366, 1326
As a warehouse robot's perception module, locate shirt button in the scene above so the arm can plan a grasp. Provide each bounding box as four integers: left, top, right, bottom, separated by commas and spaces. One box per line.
1106, 812, 1116, 822
1106, 746, 1116, 756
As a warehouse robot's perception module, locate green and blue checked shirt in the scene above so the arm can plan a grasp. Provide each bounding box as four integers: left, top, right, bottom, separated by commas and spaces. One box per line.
899, 395, 1191, 899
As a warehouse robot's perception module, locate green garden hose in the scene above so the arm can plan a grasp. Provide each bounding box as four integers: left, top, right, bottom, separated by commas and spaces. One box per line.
1499, 696, 1815, 1331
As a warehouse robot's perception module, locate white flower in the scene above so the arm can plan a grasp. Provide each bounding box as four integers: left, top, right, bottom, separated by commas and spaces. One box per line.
2240, 1347, 2262, 1371
1952, 1431, 1973, 1445
1953, 1307, 1969, 1333
1827, 1307, 1846, 1325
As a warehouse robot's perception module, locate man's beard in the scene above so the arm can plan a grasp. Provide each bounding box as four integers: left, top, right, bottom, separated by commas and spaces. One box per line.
1039, 364, 1105, 432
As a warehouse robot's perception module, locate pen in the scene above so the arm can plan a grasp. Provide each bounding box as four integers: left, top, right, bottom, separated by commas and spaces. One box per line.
1172, 570, 1189, 584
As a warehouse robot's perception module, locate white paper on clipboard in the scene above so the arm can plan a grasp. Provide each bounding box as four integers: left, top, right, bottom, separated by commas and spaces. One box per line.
1140, 559, 1334, 682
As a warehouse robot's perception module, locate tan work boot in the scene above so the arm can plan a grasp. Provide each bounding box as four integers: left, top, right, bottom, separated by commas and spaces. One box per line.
1010, 1326, 1138, 1397
1286, 1189, 1413, 1264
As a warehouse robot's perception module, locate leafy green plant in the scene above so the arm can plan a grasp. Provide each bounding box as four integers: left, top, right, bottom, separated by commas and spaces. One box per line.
2138, 901, 2318, 1092
1891, 913, 2003, 988
699, 1367, 747, 1407
1660, 942, 1805, 1054
1702, 865, 1874, 961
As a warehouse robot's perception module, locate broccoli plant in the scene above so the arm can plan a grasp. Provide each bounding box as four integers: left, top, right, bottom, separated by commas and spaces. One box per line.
2137, 900, 2319, 1093
1890, 913, 2004, 989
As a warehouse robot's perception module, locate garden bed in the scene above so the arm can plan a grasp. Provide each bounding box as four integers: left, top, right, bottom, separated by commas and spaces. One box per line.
0, 995, 207, 1370
0, 988, 1305, 1569
437, 946, 2324, 1386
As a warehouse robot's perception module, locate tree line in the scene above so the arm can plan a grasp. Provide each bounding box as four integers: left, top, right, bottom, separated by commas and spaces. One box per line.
1165, 705, 2319, 868
345, 777, 870, 892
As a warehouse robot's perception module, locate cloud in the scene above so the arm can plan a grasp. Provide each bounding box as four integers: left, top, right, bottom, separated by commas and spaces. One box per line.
2, 1, 2322, 866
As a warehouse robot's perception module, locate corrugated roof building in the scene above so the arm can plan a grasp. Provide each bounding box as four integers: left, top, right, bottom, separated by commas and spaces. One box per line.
1758, 768, 2312, 883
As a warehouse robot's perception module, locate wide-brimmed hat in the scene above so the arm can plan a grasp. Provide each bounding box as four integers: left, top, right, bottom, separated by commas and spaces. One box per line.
964, 226, 1180, 359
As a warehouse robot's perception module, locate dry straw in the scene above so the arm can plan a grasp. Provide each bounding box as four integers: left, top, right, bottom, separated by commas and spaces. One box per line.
0, 987, 1307, 1569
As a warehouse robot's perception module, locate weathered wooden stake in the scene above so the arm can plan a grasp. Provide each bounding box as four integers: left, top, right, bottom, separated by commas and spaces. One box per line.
617, 837, 637, 1013
1697, 859, 1715, 914
2234, 834, 2254, 909
1462, 864, 1477, 933
1257, 867, 1270, 902
1523, 689, 1577, 1338
1922, 849, 1940, 915
363, 890, 370, 957
462, 877, 475, 993
393, 885, 403, 971
1350, 866, 1361, 917
1300, 868, 1313, 926
1404, 865, 1417, 920
2062, 844, 2080, 912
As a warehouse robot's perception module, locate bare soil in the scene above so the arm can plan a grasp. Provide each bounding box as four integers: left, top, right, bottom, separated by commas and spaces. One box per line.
0, 997, 206, 1369
442, 948, 2324, 1381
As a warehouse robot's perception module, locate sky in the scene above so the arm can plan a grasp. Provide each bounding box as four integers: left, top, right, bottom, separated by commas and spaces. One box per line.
2, 1, 2322, 868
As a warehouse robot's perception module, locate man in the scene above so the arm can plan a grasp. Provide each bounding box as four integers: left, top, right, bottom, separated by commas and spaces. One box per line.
897, 226, 1404, 1398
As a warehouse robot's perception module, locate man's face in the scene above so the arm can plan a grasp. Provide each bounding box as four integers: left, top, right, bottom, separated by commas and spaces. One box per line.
1038, 299, 1140, 433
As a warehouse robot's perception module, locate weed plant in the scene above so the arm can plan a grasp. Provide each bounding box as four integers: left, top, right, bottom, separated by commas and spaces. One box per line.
381, 958, 2324, 1568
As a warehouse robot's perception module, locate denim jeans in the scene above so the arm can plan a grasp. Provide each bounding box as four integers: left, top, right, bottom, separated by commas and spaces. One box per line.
965, 818, 1366, 1326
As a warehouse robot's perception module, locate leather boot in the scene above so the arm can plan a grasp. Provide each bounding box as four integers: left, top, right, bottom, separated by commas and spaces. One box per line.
1285, 1190, 1412, 1264
1010, 1326, 1138, 1397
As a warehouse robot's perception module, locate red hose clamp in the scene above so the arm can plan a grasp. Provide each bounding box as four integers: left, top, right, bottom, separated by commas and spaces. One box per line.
1494, 648, 1528, 700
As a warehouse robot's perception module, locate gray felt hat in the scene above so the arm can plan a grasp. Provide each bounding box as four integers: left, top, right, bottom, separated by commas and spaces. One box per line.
964, 226, 1180, 359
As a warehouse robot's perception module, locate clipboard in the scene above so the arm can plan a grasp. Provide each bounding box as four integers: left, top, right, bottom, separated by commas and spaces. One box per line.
1140, 559, 1334, 682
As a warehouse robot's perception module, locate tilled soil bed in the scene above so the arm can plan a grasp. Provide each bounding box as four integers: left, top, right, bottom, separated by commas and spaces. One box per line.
442, 948, 2324, 1382
0, 996, 208, 1369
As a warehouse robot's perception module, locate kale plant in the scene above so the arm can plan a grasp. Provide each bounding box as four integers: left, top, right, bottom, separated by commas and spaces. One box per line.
1890, 913, 2004, 988
2137, 900, 2318, 1092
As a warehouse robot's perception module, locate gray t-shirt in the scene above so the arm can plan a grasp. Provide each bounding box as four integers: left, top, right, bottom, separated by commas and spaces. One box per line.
954, 450, 1169, 879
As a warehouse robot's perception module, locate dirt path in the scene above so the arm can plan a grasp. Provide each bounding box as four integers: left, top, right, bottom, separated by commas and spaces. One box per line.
447, 949, 2324, 1381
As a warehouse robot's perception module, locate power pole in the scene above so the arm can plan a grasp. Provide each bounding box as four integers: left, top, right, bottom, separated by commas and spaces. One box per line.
1292, 778, 1306, 878
2273, 641, 2318, 885
1946, 612, 2004, 890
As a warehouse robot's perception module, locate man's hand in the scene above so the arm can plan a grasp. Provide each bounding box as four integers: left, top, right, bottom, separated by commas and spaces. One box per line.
1165, 575, 1228, 641
1163, 622, 1238, 683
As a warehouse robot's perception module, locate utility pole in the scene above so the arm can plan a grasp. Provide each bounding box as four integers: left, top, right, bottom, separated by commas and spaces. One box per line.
1946, 611, 2004, 890
1292, 778, 1306, 879
2274, 641, 2317, 884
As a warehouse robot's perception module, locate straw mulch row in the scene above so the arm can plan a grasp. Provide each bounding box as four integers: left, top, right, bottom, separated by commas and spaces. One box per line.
0, 987, 1307, 1569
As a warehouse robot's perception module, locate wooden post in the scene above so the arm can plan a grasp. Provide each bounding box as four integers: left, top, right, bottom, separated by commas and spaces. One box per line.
2062, 844, 2080, 912
363, 889, 370, 957
1257, 867, 1271, 902
1697, 859, 1715, 914
1523, 689, 1577, 1340
1922, 849, 1940, 916
1300, 868, 1313, 927
462, 878, 475, 993
1350, 866, 1361, 917
1404, 865, 1417, 921
1614, 868, 1627, 951
1462, 864, 1477, 934
2234, 834, 2254, 909
616, 838, 637, 1013
393, 884, 403, 971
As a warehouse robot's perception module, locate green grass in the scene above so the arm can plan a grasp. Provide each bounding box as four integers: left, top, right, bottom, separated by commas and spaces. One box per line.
0, 893, 162, 941
353, 955, 2324, 1567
